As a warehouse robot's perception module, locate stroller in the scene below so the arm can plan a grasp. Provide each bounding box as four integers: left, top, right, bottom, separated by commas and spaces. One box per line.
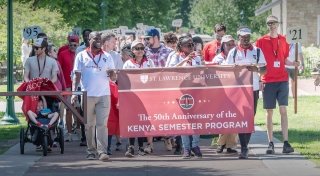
18, 78, 64, 156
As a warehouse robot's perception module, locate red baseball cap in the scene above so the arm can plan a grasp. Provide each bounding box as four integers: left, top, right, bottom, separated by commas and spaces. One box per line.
68, 35, 79, 43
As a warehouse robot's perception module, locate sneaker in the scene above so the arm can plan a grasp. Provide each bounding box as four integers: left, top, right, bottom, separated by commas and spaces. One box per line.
107, 148, 112, 155
125, 145, 135, 158
216, 144, 225, 153
144, 143, 153, 154
226, 148, 238, 153
138, 147, 146, 156
174, 148, 182, 155
239, 148, 249, 159
99, 153, 109, 161
65, 133, 72, 142
36, 145, 42, 151
283, 142, 294, 153
266, 142, 275, 154
182, 149, 191, 159
86, 153, 96, 160
115, 142, 122, 151
164, 138, 173, 151
80, 141, 87, 146
191, 146, 202, 158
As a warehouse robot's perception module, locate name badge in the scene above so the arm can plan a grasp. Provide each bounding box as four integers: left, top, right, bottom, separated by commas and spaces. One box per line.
93, 68, 101, 72
274, 61, 280, 68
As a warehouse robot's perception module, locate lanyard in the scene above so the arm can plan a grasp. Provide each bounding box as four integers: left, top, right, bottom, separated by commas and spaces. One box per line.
131, 58, 148, 68
270, 36, 280, 58
87, 51, 102, 68
37, 56, 46, 77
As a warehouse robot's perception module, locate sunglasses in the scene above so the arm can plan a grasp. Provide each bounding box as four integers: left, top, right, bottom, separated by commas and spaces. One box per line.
182, 43, 194, 48
34, 46, 43, 50
133, 47, 145, 51
144, 37, 151, 41
167, 40, 177, 44
69, 44, 78, 47
267, 22, 278, 26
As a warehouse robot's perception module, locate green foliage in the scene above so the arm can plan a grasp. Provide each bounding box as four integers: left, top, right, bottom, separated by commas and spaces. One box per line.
189, 0, 270, 37
18, 0, 181, 31
301, 45, 320, 77
0, 112, 27, 155
0, 2, 72, 66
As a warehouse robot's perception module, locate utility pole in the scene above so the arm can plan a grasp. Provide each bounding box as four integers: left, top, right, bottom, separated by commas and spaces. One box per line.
0, 0, 19, 125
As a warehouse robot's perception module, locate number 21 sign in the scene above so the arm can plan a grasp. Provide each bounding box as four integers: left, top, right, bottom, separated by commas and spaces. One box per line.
286, 26, 307, 43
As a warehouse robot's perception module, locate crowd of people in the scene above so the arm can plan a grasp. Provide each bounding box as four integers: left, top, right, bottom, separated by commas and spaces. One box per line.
22, 15, 302, 162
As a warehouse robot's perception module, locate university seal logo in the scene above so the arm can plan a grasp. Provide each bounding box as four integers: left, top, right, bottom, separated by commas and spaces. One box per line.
179, 94, 194, 110
140, 74, 148, 84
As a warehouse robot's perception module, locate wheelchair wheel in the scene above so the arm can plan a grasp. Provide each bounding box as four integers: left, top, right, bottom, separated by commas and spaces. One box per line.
43, 135, 48, 156
20, 128, 25, 154
58, 127, 64, 154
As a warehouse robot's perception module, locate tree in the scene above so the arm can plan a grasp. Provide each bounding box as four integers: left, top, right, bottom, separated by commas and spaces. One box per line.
0, 1, 72, 65
189, 0, 270, 39
17, 0, 181, 31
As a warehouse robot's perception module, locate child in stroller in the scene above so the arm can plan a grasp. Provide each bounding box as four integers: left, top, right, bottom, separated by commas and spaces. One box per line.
27, 96, 61, 154
27, 96, 59, 128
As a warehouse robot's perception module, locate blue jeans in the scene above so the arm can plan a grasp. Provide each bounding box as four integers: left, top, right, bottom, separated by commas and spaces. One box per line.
181, 135, 200, 150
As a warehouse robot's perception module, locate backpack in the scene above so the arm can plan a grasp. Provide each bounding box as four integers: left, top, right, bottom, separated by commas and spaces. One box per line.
233, 48, 260, 64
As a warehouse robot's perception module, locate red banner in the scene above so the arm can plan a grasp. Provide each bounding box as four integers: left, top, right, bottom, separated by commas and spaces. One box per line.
118, 66, 254, 137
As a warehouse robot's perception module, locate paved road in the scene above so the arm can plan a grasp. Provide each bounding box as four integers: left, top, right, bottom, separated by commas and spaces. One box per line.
0, 127, 319, 176
0, 78, 319, 175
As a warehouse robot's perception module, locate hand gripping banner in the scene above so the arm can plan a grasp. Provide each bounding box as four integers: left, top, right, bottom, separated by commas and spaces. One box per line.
117, 66, 254, 137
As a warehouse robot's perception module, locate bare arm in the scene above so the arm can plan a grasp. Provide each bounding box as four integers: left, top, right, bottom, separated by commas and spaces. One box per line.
71, 72, 81, 104
23, 69, 30, 82
72, 72, 81, 92
51, 70, 58, 83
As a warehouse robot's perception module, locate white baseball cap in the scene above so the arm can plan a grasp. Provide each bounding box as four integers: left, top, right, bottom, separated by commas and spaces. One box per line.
266, 15, 279, 23
131, 40, 144, 49
237, 27, 251, 36
221, 35, 235, 43
33, 38, 47, 48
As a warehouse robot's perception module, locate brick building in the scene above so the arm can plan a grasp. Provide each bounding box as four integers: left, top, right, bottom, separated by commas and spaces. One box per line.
255, 0, 320, 46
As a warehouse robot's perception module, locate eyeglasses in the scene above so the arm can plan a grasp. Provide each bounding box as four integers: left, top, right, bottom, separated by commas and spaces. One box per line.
267, 22, 278, 26
182, 43, 194, 48
144, 38, 151, 41
133, 47, 145, 51
69, 44, 78, 47
34, 46, 43, 50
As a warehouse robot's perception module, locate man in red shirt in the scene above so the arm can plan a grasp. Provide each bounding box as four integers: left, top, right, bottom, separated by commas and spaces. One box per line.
202, 23, 226, 63
256, 15, 299, 155
58, 35, 79, 142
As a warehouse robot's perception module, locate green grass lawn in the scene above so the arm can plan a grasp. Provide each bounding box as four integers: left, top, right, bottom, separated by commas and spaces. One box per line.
255, 96, 320, 166
0, 112, 27, 155
0, 84, 22, 101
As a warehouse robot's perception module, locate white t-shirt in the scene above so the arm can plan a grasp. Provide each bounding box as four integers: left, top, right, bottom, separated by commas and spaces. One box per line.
73, 50, 115, 96
104, 50, 123, 69
226, 46, 266, 91
286, 43, 302, 69
165, 51, 202, 67
123, 58, 155, 69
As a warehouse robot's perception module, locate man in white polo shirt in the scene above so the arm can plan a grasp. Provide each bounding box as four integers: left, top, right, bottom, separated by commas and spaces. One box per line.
72, 31, 115, 161
226, 27, 267, 159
